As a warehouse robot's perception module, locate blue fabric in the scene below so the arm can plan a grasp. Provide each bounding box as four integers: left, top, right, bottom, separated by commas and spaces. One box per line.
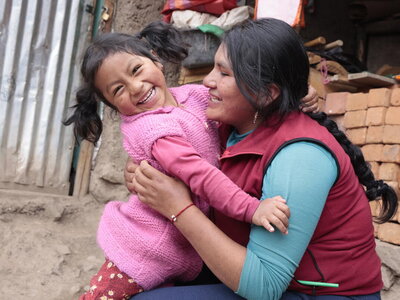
131, 284, 244, 299
280, 291, 381, 300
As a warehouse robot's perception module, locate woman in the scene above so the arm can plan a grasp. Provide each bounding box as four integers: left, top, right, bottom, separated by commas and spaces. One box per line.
129, 18, 397, 299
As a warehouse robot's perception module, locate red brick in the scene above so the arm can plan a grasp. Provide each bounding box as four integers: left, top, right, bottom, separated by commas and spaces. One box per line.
385, 107, 400, 125
390, 88, 400, 106
346, 127, 367, 145
346, 92, 368, 111
365, 107, 387, 126
377, 222, 400, 245
378, 163, 400, 182
330, 115, 345, 132
324, 92, 348, 115
383, 125, 400, 144
344, 110, 366, 129
366, 126, 384, 144
382, 145, 400, 163
362, 144, 383, 162
369, 161, 380, 178
368, 88, 391, 107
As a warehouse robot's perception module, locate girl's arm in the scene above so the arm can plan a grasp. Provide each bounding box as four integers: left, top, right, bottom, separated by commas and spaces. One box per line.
152, 135, 289, 233
133, 141, 337, 299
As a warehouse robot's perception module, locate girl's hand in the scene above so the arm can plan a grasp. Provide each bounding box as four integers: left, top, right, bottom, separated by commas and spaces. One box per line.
133, 161, 193, 219
252, 196, 290, 234
300, 85, 320, 113
124, 157, 138, 193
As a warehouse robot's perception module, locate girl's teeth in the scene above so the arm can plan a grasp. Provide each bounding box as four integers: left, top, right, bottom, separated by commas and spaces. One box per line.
139, 88, 154, 104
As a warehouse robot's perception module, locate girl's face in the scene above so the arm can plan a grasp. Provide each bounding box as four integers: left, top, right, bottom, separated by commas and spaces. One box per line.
203, 44, 257, 134
95, 52, 176, 116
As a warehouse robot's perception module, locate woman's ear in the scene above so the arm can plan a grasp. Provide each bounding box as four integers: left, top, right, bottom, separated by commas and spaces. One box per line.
267, 84, 281, 103
265, 83, 281, 105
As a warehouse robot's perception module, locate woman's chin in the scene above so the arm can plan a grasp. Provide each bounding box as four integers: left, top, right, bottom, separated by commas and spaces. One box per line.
206, 109, 221, 122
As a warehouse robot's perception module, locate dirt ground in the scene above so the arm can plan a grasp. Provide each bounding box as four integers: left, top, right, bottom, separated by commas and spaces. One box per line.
0, 190, 106, 300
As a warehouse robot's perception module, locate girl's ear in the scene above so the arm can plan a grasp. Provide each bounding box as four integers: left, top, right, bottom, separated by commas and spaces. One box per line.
155, 61, 164, 71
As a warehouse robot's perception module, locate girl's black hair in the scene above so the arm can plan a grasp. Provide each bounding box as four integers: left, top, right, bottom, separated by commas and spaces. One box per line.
223, 18, 397, 223
63, 21, 188, 143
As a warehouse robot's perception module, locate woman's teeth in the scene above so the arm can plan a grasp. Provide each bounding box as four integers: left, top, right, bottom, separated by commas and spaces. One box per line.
138, 88, 154, 104
210, 96, 221, 103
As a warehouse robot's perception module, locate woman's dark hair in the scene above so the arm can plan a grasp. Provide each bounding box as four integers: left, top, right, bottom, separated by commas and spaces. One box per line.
224, 18, 397, 223
223, 18, 309, 116
63, 21, 188, 143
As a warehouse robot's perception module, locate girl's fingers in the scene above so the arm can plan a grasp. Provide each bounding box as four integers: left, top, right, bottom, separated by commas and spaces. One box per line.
274, 210, 289, 228
268, 215, 287, 234
272, 196, 286, 203
276, 202, 291, 218
261, 218, 275, 232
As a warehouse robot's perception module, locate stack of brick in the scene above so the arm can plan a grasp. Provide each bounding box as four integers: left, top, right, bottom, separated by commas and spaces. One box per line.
324, 87, 400, 245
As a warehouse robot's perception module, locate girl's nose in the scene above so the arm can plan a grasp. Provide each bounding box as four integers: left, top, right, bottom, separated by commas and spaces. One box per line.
127, 80, 143, 95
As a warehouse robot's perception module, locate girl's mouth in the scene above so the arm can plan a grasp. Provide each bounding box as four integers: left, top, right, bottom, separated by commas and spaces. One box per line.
138, 88, 155, 104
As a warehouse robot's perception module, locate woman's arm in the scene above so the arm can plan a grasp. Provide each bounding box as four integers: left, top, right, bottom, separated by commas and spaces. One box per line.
152, 136, 289, 232
237, 142, 337, 299
134, 142, 337, 298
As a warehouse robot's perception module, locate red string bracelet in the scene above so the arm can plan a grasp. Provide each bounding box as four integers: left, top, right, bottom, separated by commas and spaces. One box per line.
170, 203, 195, 223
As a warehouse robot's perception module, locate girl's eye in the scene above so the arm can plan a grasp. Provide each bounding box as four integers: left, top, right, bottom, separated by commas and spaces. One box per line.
132, 65, 141, 74
113, 85, 123, 96
220, 72, 229, 76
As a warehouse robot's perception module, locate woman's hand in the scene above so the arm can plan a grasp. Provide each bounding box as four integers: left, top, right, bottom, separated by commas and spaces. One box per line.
133, 161, 193, 219
124, 157, 138, 193
252, 196, 290, 234
300, 85, 320, 113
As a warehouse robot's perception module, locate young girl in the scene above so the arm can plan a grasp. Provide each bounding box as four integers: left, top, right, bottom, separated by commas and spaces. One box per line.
65, 21, 294, 300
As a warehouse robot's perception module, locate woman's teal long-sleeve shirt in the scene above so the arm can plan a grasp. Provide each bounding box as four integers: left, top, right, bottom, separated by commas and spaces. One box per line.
227, 131, 338, 300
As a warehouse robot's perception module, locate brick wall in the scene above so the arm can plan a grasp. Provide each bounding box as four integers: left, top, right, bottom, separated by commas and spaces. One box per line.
323, 87, 400, 298
324, 87, 400, 245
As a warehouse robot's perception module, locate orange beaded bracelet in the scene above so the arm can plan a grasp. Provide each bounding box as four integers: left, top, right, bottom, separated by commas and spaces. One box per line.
170, 203, 195, 223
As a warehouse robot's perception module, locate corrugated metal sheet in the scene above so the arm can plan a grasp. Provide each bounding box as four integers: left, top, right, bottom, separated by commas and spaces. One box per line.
0, 0, 93, 194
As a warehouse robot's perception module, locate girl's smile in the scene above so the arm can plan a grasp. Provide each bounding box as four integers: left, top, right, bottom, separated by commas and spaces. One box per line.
95, 52, 177, 116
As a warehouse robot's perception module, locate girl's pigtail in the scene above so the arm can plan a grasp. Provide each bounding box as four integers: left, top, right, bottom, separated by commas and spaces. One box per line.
139, 21, 188, 63
308, 112, 398, 223
63, 84, 102, 144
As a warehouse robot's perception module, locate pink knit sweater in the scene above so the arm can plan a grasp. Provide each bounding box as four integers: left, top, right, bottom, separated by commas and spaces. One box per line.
97, 85, 219, 289
97, 84, 260, 290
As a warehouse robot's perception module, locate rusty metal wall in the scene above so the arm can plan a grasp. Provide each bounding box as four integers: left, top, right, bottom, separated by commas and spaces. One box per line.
0, 0, 93, 194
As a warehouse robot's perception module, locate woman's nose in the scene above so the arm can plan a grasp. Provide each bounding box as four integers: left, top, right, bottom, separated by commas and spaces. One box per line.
203, 70, 216, 88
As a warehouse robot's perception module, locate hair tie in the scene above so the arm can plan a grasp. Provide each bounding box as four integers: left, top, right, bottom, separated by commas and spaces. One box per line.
367, 180, 388, 197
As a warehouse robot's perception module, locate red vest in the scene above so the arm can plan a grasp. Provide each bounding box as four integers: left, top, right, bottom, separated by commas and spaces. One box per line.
215, 111, 382, 295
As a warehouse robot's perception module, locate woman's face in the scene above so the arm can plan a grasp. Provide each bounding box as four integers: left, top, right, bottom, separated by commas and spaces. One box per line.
203, 44, 257, 134
95, 52, 176, 116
